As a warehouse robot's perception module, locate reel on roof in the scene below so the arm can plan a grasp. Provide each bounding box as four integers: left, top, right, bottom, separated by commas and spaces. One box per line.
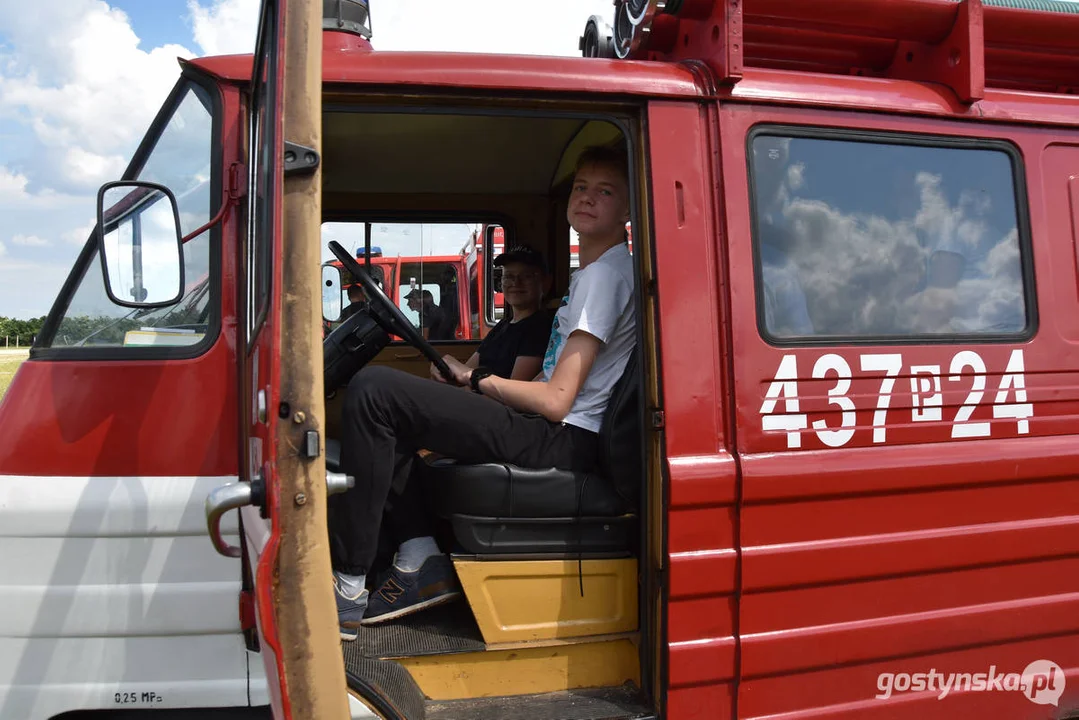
579, 0, 678, 59
613, 0, 667, 59
579, 15, 615, 58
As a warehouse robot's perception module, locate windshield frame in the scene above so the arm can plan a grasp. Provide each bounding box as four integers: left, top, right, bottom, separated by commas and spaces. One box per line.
32, 67, 224, 360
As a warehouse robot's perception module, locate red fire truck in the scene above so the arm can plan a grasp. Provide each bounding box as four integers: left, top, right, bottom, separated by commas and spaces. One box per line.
3, 0, 1079, 718
322, 224, 506, 341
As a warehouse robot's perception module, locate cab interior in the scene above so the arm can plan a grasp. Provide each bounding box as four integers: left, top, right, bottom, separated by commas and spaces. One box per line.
317, 99, 660, 719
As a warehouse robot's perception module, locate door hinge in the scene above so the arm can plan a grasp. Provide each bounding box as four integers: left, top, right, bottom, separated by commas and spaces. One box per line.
228, 161, 247, 200
284, 141, 320, 176
650, 409, 665, 429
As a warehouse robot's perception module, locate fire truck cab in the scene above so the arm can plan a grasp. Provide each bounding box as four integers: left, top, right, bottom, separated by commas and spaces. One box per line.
4, 0, 1079, 718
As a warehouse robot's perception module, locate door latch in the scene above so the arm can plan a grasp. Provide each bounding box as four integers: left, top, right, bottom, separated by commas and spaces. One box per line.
327, 472, 354, 496
205, 472, 352, 558
650, 409, 666, 429
302, 430, 320, 459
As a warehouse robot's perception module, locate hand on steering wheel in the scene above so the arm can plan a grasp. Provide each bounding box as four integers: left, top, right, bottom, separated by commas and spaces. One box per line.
430, 354, 471, 386
327, 241, 456, 384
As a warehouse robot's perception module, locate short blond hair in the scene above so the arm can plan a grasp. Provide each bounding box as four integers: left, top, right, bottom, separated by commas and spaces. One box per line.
575, 145, 629, 182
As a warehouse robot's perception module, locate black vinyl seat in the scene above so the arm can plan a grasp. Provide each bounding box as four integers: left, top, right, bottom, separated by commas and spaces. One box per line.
421, 351, 642, 555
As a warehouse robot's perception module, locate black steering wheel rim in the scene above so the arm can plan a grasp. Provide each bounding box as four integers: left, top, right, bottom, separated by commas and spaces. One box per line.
327, 241, 456, 384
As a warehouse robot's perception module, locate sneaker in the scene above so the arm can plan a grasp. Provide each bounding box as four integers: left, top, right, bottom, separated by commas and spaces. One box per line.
361, 554, 461, 625
334, 575, 369, 641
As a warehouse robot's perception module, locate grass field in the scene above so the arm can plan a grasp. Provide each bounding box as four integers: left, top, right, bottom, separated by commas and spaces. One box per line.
0, 349, 29, 401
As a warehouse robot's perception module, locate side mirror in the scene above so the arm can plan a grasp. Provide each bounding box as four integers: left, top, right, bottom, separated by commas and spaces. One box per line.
96, 180, 184, 308
322, 264, 344, 322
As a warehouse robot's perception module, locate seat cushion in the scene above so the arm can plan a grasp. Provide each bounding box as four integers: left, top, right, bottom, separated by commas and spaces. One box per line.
421, 457, 627, 519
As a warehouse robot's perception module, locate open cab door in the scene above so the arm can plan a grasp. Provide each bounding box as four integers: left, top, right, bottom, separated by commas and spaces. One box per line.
206, 0, 350, 717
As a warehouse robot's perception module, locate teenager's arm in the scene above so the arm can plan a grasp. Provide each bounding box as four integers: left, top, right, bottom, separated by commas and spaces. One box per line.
509, 355, 543, 381
441, 332, 600, 422
433, 350, 481, 383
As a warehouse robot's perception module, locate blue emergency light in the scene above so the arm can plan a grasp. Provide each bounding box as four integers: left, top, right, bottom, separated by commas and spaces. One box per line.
356, 246, 383, 258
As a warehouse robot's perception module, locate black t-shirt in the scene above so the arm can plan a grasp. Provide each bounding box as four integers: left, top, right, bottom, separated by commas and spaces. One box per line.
419, 304, 455, 341
477, 309, 555, 379
339, 301, 364, 322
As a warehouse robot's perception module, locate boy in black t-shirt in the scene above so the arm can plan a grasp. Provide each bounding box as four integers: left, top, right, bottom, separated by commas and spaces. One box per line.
462, 246, 553, 380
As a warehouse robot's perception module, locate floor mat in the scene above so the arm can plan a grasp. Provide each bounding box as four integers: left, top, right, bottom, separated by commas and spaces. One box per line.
425, 685, 652, 720
343, 598, 486, 661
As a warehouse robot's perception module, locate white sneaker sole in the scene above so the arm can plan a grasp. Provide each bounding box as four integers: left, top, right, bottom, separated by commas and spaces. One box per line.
358, 590, 461, 626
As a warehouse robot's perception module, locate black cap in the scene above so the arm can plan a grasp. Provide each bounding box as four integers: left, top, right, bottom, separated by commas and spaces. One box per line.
494, 245, 547, 273
404, 288, 432, 301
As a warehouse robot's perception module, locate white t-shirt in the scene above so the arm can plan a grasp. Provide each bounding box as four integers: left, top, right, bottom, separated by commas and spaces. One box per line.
541, 243, 636, 433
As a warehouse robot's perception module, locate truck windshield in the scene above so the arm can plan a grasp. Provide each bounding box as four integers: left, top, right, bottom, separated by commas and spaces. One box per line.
321, 221, 482, 342
43, 80, 215, 350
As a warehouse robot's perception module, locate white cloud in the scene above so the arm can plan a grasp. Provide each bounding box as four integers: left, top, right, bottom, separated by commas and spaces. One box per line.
63, 219, 96, 247
0, 166, 28, 199
778, 171, 1025, 336
0, 1, 198, 317
0, 240, 7, 257
11, 234, 48, 247
62, 145, 127, 189
0, 0, 622, 318
189, 0, 261, 56
0, 257, 67, 320
0, 1, 195, 194
786, 163, 805, 191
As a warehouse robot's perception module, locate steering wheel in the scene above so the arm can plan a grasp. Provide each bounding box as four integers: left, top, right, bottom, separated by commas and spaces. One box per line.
327, 241, 456, 384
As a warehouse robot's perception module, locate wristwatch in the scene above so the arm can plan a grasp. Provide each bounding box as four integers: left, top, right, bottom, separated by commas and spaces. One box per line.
470, 366, 494, 394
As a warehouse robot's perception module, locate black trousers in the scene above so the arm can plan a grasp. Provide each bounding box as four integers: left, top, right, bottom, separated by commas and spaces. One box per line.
328, 365, 599, 575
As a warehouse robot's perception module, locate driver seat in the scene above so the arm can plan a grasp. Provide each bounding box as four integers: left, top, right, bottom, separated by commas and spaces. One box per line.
420, 351, 642, 555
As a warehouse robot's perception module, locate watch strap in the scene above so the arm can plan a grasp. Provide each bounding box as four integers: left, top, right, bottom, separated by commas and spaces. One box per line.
470, 367, 493, 394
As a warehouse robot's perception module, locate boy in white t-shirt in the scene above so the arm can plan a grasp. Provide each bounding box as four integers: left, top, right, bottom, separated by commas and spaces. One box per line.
329, 145, 637, 634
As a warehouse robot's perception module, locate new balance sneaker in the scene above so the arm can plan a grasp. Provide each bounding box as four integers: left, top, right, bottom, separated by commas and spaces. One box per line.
334, 575, 369, 641
361, 554, 460, 625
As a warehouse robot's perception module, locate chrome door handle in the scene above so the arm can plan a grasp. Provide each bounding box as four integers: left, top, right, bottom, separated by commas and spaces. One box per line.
206, 473, 353, 557
206, 482, 255, 558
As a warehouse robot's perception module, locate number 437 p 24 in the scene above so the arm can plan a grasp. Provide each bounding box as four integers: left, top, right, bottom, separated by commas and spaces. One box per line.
759, 349, 1033, 449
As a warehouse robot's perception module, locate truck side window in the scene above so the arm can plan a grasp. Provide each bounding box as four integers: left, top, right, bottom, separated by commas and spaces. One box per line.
749, 130, 1032, 341
44, 82, 215, 349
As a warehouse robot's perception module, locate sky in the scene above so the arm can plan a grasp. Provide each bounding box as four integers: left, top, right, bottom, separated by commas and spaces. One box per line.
0, 0, 615, 319
4, 1, 1076, 320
